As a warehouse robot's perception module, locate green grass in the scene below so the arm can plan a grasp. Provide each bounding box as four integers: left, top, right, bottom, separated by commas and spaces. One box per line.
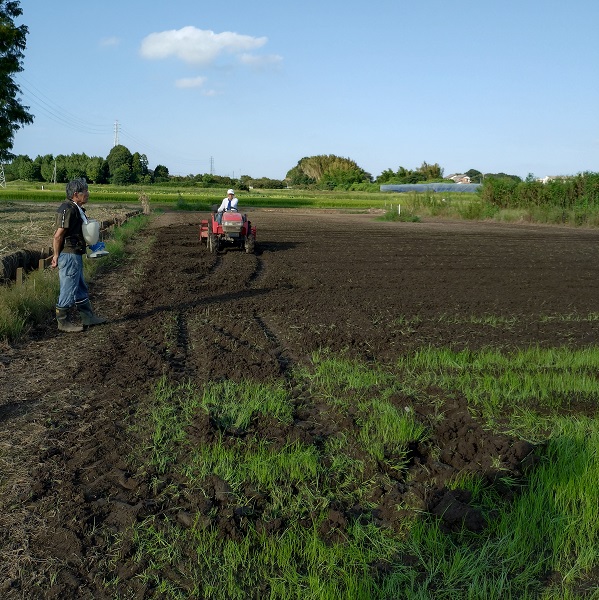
396, 346, 599, 431
0, 268, 58, 341
125, 349, 599, 599
6, 180, 599, 226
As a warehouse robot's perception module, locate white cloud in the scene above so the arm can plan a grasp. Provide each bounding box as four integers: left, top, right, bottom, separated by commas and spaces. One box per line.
140, 26, 268, 66
238, 53, 283, 68
175, 76, 208, 89
100, 36, 120, 47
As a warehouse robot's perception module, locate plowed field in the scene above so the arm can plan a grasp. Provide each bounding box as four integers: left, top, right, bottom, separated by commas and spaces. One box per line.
1, 209, 599, 598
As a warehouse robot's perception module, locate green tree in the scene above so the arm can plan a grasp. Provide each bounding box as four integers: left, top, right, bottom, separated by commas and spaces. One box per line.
131, 152, 148, 183
285, 155, 370, 188
86, 156, 108, 183
286, 164, 316, 186
38, 154, 55, 182
0, 1, 33, 162
10, 153, 36, 180
64, 152, 88, 181
111, 164, 132, 185
417, 161, 443, 180
153, 164, 169, 181
375, 168, 396, 184
131, 152, 148, 182
53, 154, 68, 183
466, 168, 484, 183
106, 144, 132, 178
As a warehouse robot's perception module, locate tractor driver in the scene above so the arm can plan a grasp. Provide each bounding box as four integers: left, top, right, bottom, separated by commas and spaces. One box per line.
216, 189, 238, 224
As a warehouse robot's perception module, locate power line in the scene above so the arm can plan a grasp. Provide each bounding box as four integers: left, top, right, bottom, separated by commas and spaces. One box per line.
14, 76, 213, 174
118, 125, 211, 173
16, 75, 110, 135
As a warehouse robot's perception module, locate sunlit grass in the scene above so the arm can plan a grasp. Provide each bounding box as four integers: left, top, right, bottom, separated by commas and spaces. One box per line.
396, 346, 599, 422
131, 348, 599, 599
200, 379, 293, 431
0, 268, 58, 342
132, 516, 408, 600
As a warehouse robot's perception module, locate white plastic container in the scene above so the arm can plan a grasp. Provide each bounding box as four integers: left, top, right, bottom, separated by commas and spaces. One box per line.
82, 219, 100, 245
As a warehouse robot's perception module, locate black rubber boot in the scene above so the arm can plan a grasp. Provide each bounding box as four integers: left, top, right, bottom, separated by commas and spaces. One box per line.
76, 299, 107, 326
56, 307, 83, 333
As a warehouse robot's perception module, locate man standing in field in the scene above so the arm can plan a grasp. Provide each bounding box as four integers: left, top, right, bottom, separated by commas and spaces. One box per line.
51, 178, 107, 332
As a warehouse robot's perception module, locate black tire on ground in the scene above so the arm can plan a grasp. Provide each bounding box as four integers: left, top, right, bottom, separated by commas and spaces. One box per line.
245, 234, 255, 254
209, 233, 219, 253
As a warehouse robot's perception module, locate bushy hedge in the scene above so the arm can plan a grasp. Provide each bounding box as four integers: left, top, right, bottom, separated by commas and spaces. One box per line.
481, 172, 599, 210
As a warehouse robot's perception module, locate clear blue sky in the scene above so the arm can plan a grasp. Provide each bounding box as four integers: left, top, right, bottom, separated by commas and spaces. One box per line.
11, 0, 599, 180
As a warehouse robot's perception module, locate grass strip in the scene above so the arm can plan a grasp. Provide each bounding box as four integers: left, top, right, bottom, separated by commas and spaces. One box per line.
129, 350, 599, 598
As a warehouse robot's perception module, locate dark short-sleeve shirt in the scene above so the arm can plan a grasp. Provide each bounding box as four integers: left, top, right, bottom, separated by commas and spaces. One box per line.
55, 201, 86, 254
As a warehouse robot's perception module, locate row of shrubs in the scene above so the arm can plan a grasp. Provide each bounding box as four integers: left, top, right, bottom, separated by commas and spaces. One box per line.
480, 172, 599, 210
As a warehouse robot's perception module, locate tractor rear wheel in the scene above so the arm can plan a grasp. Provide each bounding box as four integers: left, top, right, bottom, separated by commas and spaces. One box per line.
245, 234, 255, 254
209, 233, 219, 253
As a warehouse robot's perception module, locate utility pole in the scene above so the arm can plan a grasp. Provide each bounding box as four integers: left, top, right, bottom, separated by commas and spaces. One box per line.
210, 156, 214, 175
114, 120, 119, 146
0, 163, 5, 188
53, 159, 57, 184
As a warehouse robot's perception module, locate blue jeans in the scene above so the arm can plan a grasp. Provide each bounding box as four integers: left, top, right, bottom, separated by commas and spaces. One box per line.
56, 253, 88, 309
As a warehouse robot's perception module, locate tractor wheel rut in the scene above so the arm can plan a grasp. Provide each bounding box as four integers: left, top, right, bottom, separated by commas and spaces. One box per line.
1, 210, 599, 597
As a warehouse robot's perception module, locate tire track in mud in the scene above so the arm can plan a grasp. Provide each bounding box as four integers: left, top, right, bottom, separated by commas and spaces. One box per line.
251, 311, 296, 376
186, 235, 298, 381
202, 244, 296, 376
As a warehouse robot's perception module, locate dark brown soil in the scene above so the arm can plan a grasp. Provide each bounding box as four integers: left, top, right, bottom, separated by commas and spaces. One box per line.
1, 209, 599, 598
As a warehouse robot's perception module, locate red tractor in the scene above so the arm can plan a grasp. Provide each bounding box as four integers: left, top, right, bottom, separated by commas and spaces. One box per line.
199, 208, 256, 254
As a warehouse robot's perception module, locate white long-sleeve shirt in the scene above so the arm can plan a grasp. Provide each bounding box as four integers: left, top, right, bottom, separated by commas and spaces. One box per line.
217, 196, 239, 213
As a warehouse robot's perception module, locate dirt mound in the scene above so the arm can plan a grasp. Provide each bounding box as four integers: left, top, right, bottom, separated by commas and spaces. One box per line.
1, 210, 599, 597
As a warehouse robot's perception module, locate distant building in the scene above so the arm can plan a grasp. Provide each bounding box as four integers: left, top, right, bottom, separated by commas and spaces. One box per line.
447, 174, 471, 184
537, 176, 570, 184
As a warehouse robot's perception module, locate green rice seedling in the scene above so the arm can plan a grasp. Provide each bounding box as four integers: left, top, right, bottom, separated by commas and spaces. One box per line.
321, 434, 367, 501
131, 353, 598, 598
183, 436, 320, 501
356, 399, 427, 463
396, 346, 599, 418
200, 379, 293, 432
161, 312, 181, 354
485, 416, 599, 595
389, 314, 422, 335
467, 314, 518, 328
303, 350, 397, 406
311, 349, 393, 388
148, 378, 200, 473
131, 516, 414, 600
540, 311, 599, 323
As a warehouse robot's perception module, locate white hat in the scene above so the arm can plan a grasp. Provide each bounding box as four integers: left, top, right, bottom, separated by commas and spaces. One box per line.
227, 189, 235, 195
